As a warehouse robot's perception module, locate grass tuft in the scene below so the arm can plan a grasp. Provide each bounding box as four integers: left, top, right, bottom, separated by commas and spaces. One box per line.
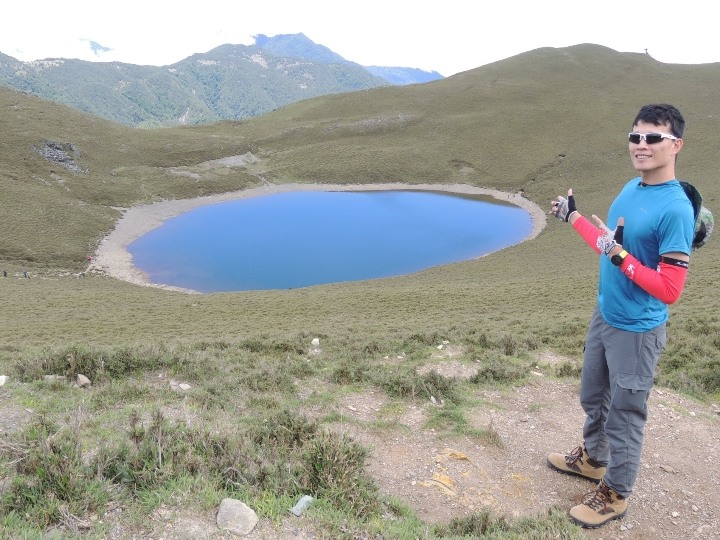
300, 430, 379, 519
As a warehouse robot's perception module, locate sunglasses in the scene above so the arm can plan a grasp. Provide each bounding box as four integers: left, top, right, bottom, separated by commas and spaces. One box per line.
628, 132, 678, 144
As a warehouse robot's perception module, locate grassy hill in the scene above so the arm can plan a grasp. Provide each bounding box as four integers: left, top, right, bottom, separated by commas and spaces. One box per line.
3, 38, 719, 376
2, 40, 718, 374
1, 43, 718, 538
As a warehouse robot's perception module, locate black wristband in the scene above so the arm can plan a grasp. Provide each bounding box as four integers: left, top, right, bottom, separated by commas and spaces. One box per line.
611, 250, 627, 267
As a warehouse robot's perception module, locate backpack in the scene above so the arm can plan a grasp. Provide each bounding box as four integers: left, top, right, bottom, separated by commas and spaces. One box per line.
680, 181, 713, 250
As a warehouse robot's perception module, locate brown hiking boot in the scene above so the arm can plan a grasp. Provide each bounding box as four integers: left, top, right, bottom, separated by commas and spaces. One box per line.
547, 443, 606, 481
569, 479, 628, 528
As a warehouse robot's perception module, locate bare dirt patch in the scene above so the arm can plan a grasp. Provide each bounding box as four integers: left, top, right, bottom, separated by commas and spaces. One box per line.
325, 363, 720, 540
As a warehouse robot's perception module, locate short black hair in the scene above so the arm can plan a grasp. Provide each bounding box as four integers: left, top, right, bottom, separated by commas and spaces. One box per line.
633, 104, 685, 138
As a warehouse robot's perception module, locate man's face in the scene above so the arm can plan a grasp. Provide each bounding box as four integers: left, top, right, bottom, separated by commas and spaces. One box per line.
629, 120, 683, 174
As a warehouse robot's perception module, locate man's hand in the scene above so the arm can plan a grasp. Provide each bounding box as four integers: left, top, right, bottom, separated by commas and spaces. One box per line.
593, 216, 624, 255
550, 189, 577, 222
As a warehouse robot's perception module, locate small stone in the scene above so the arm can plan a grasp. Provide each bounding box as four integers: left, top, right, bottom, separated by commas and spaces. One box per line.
217, 498, 258, 535
0, 375, 7, 386
290, 495, 314, 516
178, 383, 191, 391
311, 338, 320, 347
76, 374, 91, 387
671, 511, 680, 518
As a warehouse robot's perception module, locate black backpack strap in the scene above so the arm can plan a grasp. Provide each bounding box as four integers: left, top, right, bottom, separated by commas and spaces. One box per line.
679, 181, 702, 221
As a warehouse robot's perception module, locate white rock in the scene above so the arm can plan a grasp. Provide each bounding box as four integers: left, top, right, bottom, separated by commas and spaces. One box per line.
76, 374, 91, 387
0, 375, 7, 386
311, 338, 320, 347
217, 498, 258, 536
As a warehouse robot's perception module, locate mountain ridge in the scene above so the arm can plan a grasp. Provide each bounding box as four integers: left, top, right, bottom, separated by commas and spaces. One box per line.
0, 33, 443, 128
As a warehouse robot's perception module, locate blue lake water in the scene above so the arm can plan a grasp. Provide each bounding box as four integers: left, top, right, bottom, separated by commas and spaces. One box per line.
128, 190, 533, 292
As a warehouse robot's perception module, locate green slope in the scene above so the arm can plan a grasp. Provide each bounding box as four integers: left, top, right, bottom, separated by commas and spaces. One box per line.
1, 45, 718, 398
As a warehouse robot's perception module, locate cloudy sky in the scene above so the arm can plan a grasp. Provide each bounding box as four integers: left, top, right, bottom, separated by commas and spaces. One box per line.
2, 1, 717, 76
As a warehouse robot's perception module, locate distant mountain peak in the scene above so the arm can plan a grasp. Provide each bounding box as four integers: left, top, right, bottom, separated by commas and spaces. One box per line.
253, 32, 443, 85
0, 32, 444, 128
253, 33, 349, 65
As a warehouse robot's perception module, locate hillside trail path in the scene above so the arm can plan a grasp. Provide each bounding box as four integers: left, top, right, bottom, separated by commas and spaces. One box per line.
299, 350, 720, 540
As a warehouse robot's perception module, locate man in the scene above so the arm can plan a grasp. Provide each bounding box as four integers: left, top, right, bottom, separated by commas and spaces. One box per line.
547, 104, 695, 528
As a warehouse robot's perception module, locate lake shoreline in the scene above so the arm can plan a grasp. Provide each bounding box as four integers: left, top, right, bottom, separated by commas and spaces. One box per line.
90, 183, 547, 294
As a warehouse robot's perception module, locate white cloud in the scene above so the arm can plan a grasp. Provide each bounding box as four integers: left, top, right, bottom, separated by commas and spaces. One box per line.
2, 1, 717, 76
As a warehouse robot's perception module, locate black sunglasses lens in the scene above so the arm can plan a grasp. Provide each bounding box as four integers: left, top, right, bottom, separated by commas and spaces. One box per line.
645, 134, 663, 144
629, 134, 641, 144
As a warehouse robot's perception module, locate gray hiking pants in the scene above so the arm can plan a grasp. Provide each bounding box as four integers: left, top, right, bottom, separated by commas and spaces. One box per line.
580, 305, 666, 497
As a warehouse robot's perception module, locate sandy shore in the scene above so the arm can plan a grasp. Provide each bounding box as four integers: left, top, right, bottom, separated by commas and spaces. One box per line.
90, 183, 547, 293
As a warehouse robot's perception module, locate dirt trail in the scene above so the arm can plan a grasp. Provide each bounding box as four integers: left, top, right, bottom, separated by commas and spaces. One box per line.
327, 357, 720, 539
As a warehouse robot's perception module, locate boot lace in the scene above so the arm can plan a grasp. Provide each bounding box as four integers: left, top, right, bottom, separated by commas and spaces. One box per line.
581, 482, 612, 511
565, 444, 585, 466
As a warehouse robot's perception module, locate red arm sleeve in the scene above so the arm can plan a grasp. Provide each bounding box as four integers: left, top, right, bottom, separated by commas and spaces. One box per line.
572, 215, 602, 254
570, 215, 688, 304
619, 255, 688, 304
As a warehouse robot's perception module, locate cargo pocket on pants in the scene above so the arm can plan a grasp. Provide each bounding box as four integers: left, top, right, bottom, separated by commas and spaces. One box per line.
614, 373, 654, 412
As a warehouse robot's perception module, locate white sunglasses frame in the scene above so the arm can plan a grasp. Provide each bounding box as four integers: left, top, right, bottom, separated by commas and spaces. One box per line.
628, 132, 679, 144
